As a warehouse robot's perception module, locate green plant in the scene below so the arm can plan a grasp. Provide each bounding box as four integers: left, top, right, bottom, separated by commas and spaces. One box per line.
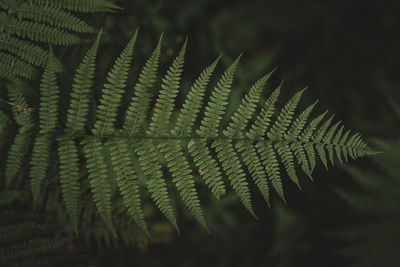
0, 0, 120, 81
1, 27, 374, 241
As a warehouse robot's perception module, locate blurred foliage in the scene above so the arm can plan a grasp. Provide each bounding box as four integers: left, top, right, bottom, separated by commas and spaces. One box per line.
335, 111, 400, 266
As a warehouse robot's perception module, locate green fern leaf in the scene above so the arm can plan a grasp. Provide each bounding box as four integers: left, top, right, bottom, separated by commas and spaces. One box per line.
123, 34, 162, 136
31, 0, 122, 13
150, 40, 208, 229
5, 125, 33, 187
332, 125, 344, 164
212, 69, 274, 216
135, 140, 179, 232
135, 41, 188, 231
0, 37, 48, 67
324, 121, 341, 166
223, 70, 275, 137
93, 29, 138, 136
4, 79, 34, 186
299, 111, 328, 172
247, 82, 281, 140
108, 138, 149, 235
1, 33, 375, 239
245, 84, 281, 201
15, 3, 96, 33
174, 56, 223, 201
269, 89, 306, 188
257, 140, 284, 201
0, 52, 35, 79
340, 129, 351, 162
189, 56, 241, 202
58, 32, 102, 235
57, 137, 80, 235
66, 30, 101, 133
147, 38, 186, 136
287, 101, 318, 179
197, 55, 241, 137
82, 137, 117, 238
312, 114, 334, 169
172, 56, 220, 136
267, 88, 307, 140
225, 73, 274, 204
30, 51, 59, 207
6, 15, 80, 45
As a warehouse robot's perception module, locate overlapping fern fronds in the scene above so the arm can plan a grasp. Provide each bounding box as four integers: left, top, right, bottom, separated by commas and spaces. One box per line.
0, 0, 120, 81
0, 190, 94, 267
2, 31, 374, 238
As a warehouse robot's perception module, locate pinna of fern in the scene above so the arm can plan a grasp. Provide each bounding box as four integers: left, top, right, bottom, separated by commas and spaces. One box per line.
2, 29, 375, 238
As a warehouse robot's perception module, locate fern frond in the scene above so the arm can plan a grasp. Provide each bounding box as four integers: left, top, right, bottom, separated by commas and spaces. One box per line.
224, 70, 275, 138
197, 55, 241, 137
339, 130, 351, 162
267, 88, 307, 140
93, 30, 138, 136
4, 80, 34, 187
29, 135, 51, 207
37, 52, 59, 135
5, 15, 80, 45
153, 40, 208, 229
172, 56, 224, 203
0, 36, 48, 67
312, 114, 334, 170
58, 33, 102, 234
147, 38, 187, 136
324, 121, 341, 166
66, 31, 101, 134
82, 137, 117, 238
172, 56, 220, 137
214, 71, 274, 214
120, 37, 185, 230
0, 52, 35, 79
14, 3, 96, 33
5, 125, 33, 187
247, 83, 281, 140
0, 0, 115, 84
189, 56, 241, 201
245, 83, 282, 201
286, 101, 318, 179
31, 0, 122, 13
108, 138, 148, 235
299, 111, 328, 172
231, 74, 276, 205
257, 140, 284, 201
0, 237, 68, 261
269, 89, 307, 189
1, 34, 374, 239
30, 51, 59, 206
135, 140, 179, 232
57, 136, 80, 235
332, 125, 344, 164
123, 34, 163, 136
